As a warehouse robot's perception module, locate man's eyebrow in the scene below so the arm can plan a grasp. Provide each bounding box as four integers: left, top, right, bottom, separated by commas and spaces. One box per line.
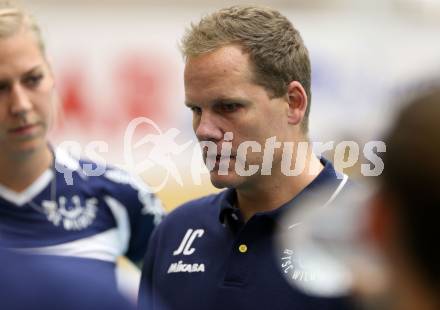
212, 97, 250, 105
185, 97, 251, 108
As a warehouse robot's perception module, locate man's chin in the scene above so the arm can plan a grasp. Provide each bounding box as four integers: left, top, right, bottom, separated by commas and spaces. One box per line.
209, 171, 240, 189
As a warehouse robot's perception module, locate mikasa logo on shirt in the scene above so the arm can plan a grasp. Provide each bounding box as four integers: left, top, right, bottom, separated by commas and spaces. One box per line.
167, 229, 205, 274
167, 260, 205, 273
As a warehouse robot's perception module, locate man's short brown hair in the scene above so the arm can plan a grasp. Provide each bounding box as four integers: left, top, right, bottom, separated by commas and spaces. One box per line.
181, 5, 312, 132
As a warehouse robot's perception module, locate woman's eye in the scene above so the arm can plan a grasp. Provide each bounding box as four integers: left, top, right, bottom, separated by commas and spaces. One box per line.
23, 74, 43, 88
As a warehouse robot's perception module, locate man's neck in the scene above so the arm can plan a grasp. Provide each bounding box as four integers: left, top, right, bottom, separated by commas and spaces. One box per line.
0, 146, 53, 193
236, 152, 324, 222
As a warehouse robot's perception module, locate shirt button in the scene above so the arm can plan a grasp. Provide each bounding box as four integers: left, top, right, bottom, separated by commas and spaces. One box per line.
238, 244, 248, 253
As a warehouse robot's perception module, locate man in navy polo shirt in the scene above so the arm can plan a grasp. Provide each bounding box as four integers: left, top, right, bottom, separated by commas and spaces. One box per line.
139, 5, 354, 310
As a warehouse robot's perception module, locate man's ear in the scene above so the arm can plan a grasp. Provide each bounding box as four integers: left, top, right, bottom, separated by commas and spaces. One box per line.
286, 81, 308, 125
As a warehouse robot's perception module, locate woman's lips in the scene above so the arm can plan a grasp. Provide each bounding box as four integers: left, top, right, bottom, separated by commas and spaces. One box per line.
8, 123, 38, 136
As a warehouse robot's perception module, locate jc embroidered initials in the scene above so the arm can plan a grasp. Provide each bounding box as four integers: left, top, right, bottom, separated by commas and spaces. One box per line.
173, 229, 204, 256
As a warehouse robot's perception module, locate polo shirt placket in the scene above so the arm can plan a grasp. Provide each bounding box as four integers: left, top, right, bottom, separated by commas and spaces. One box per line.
139, 158, 356, 310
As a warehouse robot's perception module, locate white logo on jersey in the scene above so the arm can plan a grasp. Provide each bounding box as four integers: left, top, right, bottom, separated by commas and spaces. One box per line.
104, 169, 165, 226
167, 261, 205, 274
173, 229, 204, 256
281, 249, 318, 282
42, 195, 98, 231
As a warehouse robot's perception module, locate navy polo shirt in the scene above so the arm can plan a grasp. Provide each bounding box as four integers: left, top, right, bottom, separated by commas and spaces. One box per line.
139, 159, 355, 310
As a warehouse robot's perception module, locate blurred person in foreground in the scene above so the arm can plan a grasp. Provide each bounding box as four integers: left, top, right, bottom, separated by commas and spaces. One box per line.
0, 0, 164, 297
0, 247, 134, 310
368, 85, 440, 310
139, 5, 355, 310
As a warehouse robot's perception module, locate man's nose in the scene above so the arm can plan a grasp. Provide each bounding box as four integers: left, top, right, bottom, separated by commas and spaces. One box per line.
194, 111, 223, 142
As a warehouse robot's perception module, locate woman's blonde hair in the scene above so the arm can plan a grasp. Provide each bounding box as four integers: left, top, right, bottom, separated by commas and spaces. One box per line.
0, 1, 46, 55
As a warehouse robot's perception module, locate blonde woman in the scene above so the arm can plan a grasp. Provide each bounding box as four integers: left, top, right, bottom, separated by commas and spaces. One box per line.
0, 1, 164, 293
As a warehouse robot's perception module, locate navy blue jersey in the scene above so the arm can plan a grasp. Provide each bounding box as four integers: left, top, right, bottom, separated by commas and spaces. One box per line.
0, 148, 165, 280
0, 247, 135, 310
138, 159, 355, 310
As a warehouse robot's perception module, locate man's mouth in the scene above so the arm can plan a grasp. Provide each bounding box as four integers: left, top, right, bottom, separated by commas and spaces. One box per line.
206, 154, 236, 161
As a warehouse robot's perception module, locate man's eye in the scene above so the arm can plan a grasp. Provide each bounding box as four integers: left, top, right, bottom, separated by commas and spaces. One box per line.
190, 106, 202, 115
219, 103, 239, 113
0, 82, 9, 93
23, 74, 43, 88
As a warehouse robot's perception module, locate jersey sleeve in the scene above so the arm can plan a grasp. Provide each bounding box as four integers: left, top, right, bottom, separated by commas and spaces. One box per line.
137, 225, 160, 310
103, 168, 166, 263
1, 249, 135, 310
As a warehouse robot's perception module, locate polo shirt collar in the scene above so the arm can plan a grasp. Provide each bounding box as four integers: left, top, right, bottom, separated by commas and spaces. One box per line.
218, 188, 239, 225
218, 158, 345, 228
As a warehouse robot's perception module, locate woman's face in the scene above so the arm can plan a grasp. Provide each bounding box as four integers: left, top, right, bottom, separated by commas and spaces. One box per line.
0, 28, 54, 158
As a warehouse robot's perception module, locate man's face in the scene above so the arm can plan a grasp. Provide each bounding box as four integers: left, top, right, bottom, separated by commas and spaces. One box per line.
0, 29, 54, 158
184, 45, 292, 189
